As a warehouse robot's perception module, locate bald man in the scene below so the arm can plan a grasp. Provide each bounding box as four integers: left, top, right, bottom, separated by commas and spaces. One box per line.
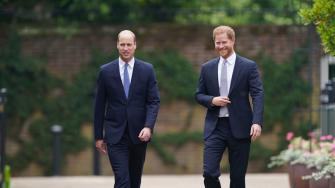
94, 30, 160, 188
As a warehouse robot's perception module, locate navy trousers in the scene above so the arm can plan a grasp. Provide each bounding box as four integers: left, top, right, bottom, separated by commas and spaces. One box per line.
203, 117, 251, 188
107, 130, 147, 188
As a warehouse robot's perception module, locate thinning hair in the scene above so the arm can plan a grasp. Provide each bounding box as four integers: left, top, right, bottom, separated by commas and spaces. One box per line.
117, 30, 136, 43
213, 25, 235, 41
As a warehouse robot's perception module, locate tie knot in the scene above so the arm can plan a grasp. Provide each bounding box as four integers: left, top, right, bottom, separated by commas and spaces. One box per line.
224, 59, 228, 65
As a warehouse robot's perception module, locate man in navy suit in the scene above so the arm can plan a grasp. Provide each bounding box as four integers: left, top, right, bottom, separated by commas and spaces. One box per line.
94, 30, 160, 188
195, 25, 264, 188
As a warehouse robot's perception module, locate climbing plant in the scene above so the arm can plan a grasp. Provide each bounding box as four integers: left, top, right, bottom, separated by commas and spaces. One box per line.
0, 31, 198, 173
0, 31, 89, 175
0, 30, 312, 173
259, 48, 311, 133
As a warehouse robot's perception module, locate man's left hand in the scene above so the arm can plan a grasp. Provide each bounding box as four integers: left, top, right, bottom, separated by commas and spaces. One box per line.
138, 127, 152, 142
250, 124, 262, 141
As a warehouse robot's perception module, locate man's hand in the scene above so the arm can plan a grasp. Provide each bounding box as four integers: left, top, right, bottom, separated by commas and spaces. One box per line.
212, 96, 231, 106
250, 124, 262, 141
95, 139, 107, 154
138, 127, 151, 142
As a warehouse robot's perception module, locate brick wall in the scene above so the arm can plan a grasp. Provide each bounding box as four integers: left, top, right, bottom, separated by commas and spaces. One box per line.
3, 24, 321, 77
1, 24, 323, 175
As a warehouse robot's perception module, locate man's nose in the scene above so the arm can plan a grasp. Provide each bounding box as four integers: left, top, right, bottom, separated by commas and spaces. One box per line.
217, 44, 224, 48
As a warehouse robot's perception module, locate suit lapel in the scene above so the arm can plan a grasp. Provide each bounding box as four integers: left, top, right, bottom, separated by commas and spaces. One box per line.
127, 59, 139, 100
210, 58, 220, 96
112, 59, 127, 100
229, 55, 242, 94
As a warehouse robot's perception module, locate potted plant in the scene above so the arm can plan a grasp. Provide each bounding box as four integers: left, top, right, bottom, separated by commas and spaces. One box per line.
268, 132, 312, 188
269, 132, 335, 188
302, 135, 335, 188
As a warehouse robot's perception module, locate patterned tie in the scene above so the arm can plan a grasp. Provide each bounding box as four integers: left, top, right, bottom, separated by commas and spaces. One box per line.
220, 59, 229, 116
123, 63, 130, 98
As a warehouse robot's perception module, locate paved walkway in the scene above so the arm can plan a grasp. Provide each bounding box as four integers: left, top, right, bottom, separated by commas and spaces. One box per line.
12, 174, 289, 188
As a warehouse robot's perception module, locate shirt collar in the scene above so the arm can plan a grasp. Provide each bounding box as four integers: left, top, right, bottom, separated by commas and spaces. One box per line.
220, 52, 236, 65
119, 57, 135, 68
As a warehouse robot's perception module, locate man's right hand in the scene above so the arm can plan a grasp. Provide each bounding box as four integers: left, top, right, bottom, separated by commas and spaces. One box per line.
212, 96, 231, 106
95, 140, 107, 154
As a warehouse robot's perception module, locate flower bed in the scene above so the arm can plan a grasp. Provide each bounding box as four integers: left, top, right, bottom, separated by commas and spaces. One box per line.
268, 132, 335, 188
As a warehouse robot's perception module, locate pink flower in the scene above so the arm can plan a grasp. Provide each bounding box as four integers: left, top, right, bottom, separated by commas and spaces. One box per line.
326, 135, 333, 140
320, 136, 327, 141
308, 131, 314, 138
286, 132, 294, 141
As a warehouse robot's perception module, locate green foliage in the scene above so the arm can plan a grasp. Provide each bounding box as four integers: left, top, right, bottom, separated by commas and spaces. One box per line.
0, 31, 88, 175
137, 50, 198, 103
300, 0, 335, 55
150, 131, 203, 165
249, 141, 274, 170
0, 0, 191, 24
4, 165, 11, 188
259, 49, 311, 133
150, 138, 176, 165
0, 32, 58, 123
1, 0, 308, 25
85, 49, 198, 103
0, 31, 198, 173
253, 48, 313, 167
177, 0, 308, 25
0, 27, 313, 173
155, 131, 202, 146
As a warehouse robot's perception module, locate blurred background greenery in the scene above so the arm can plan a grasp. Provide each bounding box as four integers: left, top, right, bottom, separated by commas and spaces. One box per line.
1, 0, 309, 25
1, 0, 332, 176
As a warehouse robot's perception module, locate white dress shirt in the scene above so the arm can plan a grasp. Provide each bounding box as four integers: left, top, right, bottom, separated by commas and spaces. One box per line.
218, 52, 236, 91
119, 57, 135, 86
218, 52, 236, 117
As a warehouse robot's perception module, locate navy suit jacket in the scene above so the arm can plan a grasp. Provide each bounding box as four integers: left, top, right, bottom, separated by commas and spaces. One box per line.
195, 55, 264, 139
94, 58, 160, 144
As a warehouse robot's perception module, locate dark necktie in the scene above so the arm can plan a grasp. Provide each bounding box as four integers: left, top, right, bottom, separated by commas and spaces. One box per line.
123, 63, 130, 98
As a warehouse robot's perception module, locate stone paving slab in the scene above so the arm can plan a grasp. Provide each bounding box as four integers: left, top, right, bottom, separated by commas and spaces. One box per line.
12, 174, 289, 188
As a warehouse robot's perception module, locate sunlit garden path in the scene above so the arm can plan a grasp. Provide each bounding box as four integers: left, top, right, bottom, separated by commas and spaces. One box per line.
12, 174, 289, 188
